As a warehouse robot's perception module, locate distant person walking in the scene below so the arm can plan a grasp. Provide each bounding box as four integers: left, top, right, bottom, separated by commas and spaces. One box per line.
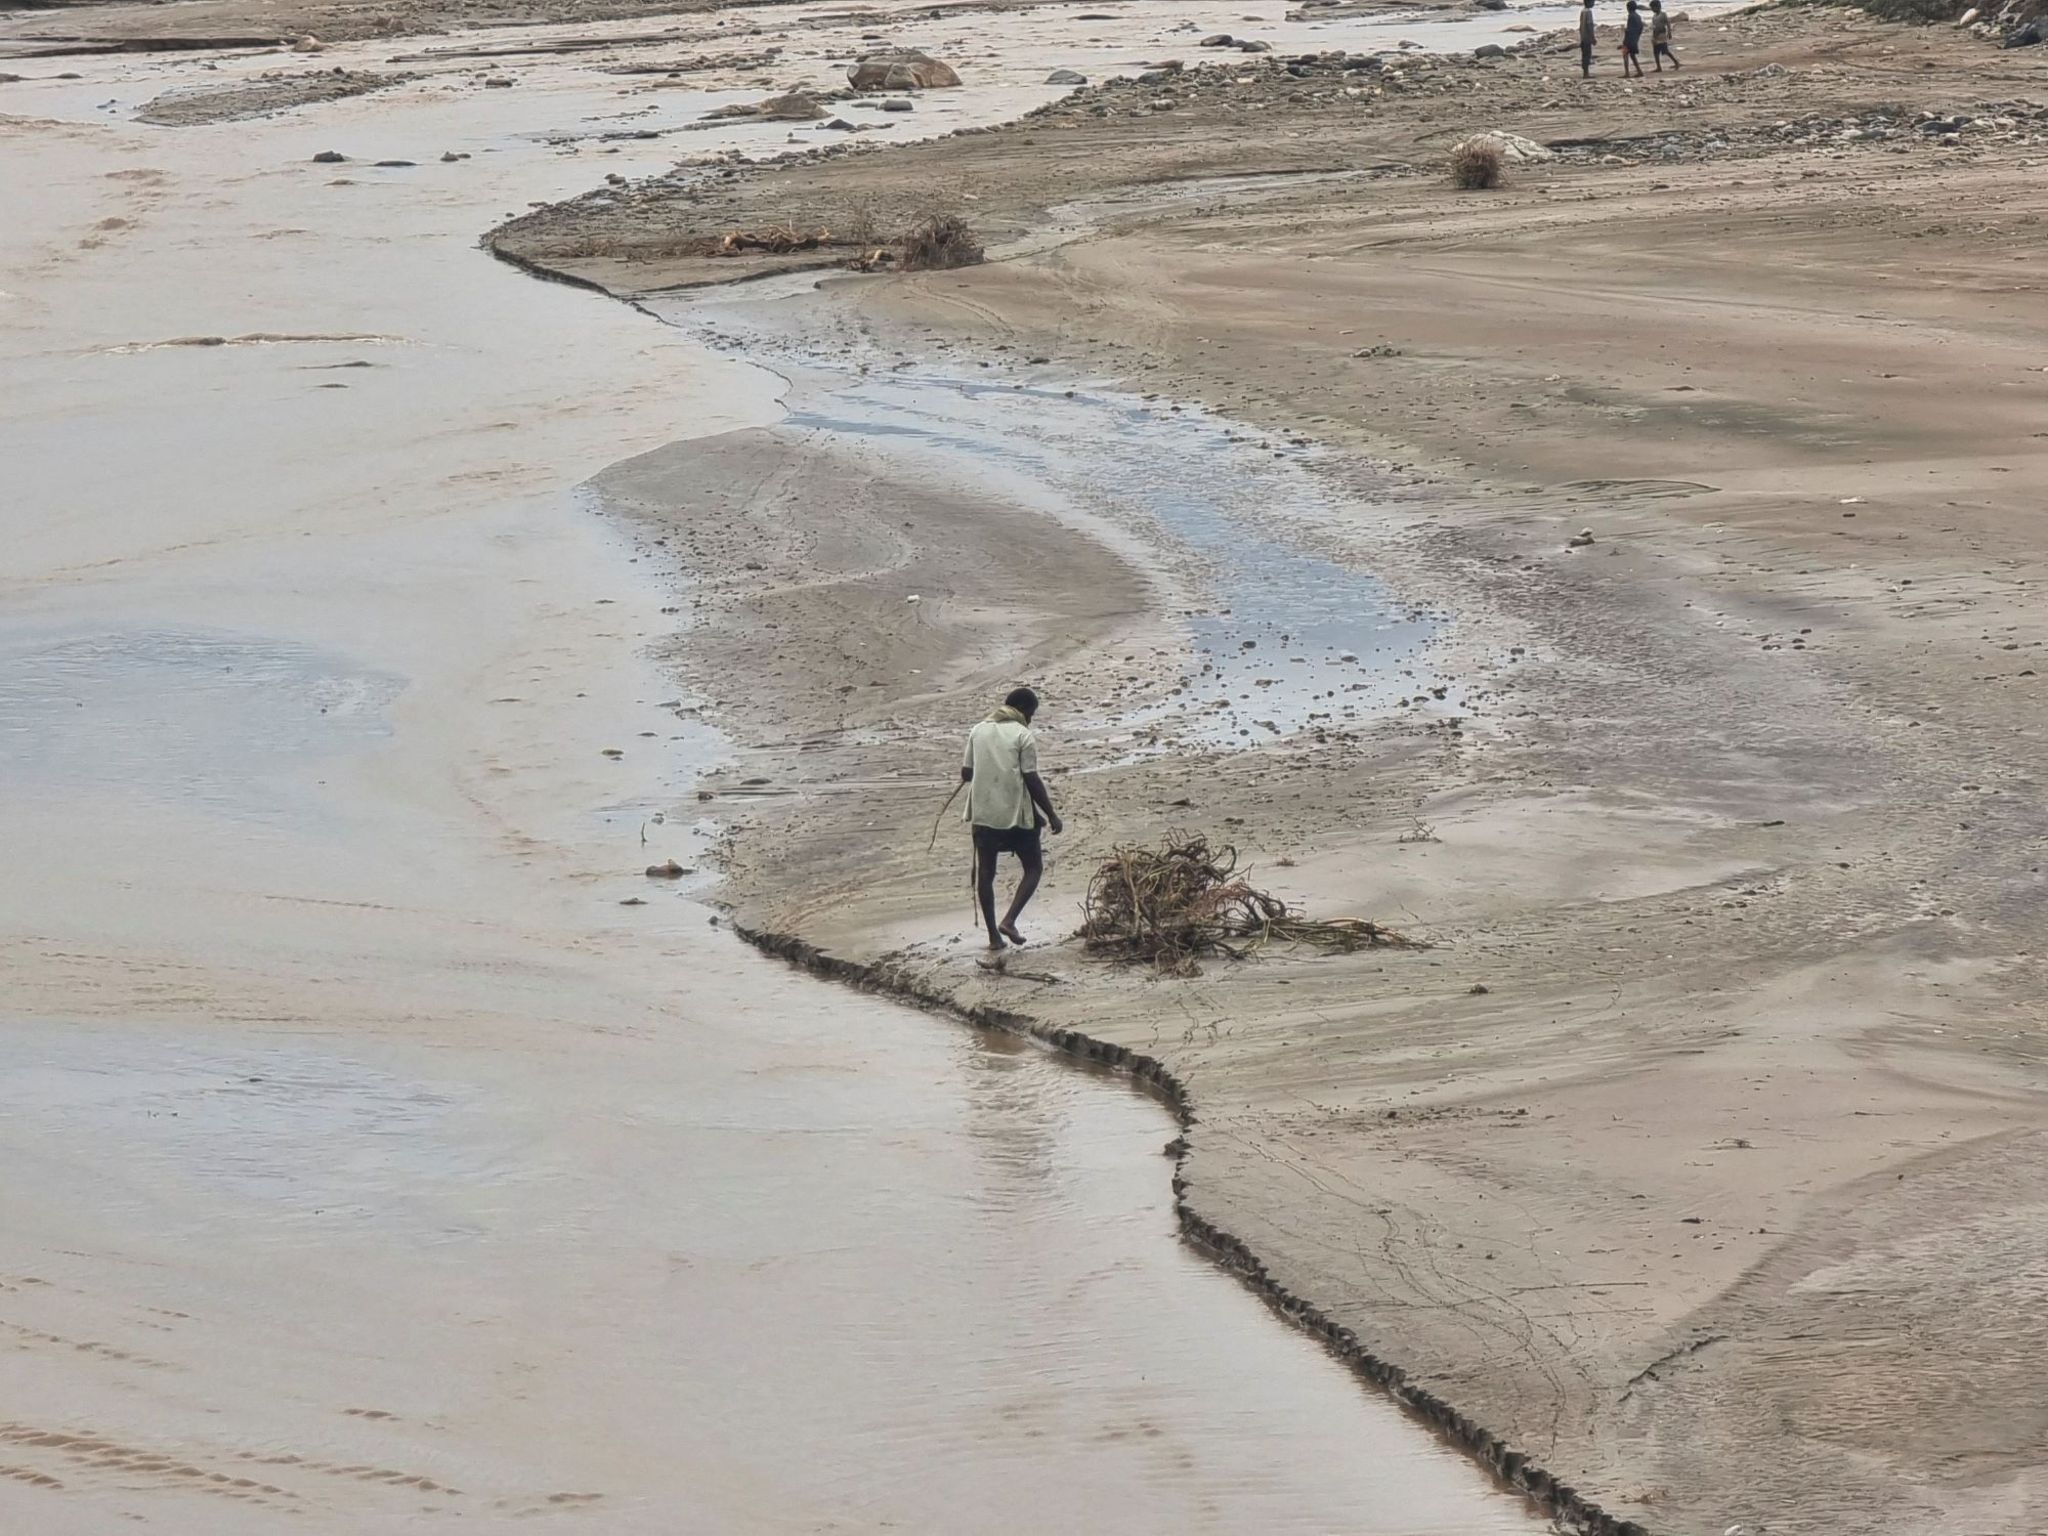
960, 687, 1062, 950
1621, 0, 1646, 76
1650, 0, 1680, 70
1578, 0, 1596, 77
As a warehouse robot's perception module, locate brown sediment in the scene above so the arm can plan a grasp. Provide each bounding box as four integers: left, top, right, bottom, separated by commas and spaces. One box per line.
2, 35, 293, 56
735, 919, 1647, 1536
135, 68, 412, 126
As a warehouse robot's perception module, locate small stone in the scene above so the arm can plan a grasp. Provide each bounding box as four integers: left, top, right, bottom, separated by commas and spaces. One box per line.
879, 97, 913, 111
1045, 68, 1087, 84
312, 149, 346, 163
644, 860, 689, 878
1568, 528, 1596, 548
483, 75, 513, 88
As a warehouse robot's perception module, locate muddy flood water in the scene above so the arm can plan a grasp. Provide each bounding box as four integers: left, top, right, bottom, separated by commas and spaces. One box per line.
3, 1, 1553, 1530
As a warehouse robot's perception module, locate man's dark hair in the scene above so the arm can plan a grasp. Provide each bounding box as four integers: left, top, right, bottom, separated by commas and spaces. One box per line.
1004, 687, 1040, 720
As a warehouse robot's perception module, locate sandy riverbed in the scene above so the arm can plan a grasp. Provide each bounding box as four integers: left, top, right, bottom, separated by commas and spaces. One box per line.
0, 5, 1586, 1533
485, 4, 2048, 1533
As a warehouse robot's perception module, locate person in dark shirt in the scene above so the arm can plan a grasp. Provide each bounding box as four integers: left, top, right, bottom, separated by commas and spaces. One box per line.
1578, 0, 1596, 77
1621, 0, 1646, 77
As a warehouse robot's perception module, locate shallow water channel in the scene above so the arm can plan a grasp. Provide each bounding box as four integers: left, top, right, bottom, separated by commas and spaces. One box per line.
670, 300, 1453, 752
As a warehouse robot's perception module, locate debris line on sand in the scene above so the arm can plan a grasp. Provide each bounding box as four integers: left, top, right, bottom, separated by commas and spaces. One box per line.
711, 223, 832, 255
1078, 835, 1419, 975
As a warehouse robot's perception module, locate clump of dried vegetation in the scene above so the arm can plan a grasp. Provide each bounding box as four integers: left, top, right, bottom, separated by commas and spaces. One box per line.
897, 212, 984, 271
1448, 136, 1505, 190
1078, 834, 1419, 976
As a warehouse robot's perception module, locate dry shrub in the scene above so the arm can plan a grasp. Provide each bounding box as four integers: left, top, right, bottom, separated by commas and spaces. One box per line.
1449, 136, 1505, 190
898, 213, 983, 271
841, 198, 881, 249
1078, 834, 1420, 976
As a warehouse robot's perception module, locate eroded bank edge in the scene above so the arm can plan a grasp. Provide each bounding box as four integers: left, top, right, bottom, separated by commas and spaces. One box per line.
735, 920, 1652, 1536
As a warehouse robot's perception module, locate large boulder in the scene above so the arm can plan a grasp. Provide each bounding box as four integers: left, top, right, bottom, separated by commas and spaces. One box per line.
847, 49, 960, 90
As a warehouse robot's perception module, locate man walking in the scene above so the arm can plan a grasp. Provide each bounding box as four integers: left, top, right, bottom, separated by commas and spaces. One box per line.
1621, 0, 1646, 76
1579, 0, 1596, 77
961, 687, 1062, 950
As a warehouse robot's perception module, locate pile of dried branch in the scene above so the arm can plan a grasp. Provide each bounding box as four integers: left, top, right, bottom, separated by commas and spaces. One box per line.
1078, 835, 1419, 975
897, 213, 983, 271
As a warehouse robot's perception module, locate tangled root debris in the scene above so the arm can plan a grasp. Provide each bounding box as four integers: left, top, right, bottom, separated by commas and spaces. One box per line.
1078, 834, 1420, 976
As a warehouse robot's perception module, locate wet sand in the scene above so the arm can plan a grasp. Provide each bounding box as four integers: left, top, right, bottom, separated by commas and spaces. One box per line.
484, 5, 2048, 1532
0, 6, 1555, 1534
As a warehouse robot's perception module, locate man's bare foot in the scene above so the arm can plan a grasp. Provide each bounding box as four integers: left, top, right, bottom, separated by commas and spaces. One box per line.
998, 921, 1026, 947
986, 931, 1007, 951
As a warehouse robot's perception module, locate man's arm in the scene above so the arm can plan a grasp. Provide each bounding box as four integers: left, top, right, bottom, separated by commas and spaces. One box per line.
1023, 771, 1063, 835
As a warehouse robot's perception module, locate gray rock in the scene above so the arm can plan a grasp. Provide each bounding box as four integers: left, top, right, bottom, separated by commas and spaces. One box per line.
879, 97, 913, 111
483, 76, 513, 88
1474, 43, 1508, 59
1200, 33, 1234, 46
2006, 21, 2042, 46
757, 90, 826, 120
1045, 68, 1087, 84
1237, 38, 1273, 52
312, 149, 346, 163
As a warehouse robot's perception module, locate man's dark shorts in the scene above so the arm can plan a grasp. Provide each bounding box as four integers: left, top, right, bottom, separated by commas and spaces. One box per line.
973, 823, 1042, 858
